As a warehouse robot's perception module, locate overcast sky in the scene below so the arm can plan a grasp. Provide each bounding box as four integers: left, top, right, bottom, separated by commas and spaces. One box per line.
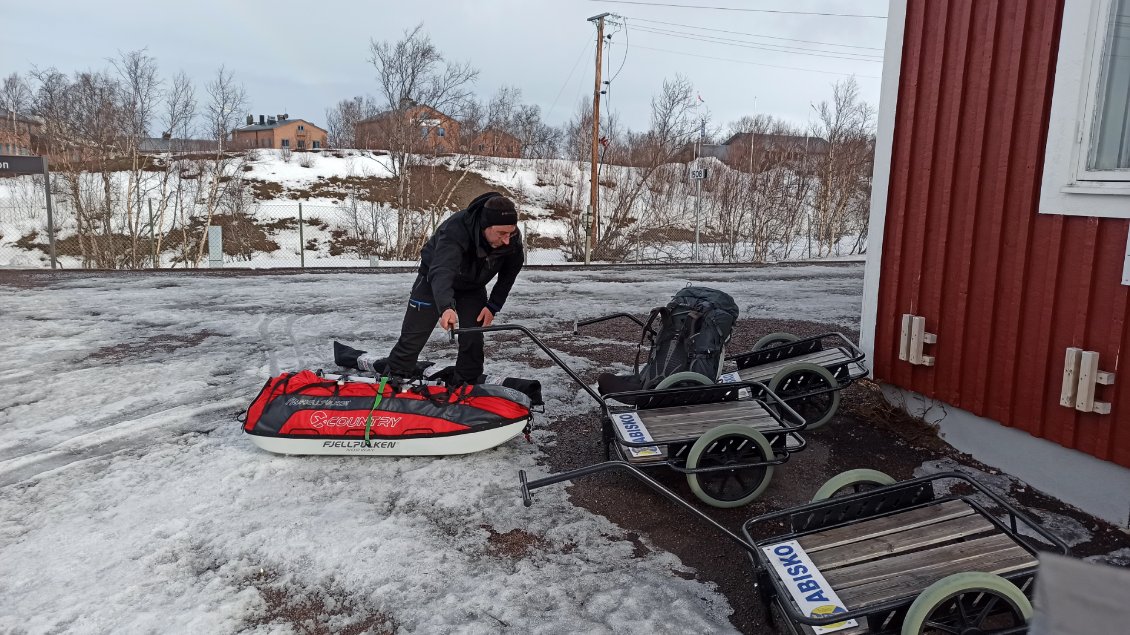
1, 0, 888, 136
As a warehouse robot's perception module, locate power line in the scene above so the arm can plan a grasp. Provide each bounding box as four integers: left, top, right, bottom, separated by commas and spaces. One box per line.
547, 38, 593, 120
630, 24, 884, 62
587, 0, 886, 19
622, 15, 883, 51
609, 17, 630, 83
630, 24, 884, 61
631, 43, 880, 78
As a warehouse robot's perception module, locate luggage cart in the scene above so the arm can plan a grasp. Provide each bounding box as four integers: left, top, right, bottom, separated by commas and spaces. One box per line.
574, 315, 867, 429
520, 464, 1068, 634
456, 324, 808, 508
723, 332, 869, 429
743, 471, 1069, 634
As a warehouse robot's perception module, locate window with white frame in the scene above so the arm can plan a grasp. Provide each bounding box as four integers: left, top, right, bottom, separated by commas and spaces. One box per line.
1041, 0, 1130, 218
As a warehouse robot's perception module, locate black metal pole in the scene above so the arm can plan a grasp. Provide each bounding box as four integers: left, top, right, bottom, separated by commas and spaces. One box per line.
42, 156, 56, 269
298, 201, 305, 268
148, 198, 156, 268
454, 324, 605, 406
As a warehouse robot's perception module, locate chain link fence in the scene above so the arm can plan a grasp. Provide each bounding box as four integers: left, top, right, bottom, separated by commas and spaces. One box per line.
0, 201, 579, 269
1, 199, 862, 270
0, 198, 576, 268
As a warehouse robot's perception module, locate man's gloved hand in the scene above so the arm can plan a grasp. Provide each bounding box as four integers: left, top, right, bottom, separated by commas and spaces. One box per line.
477, 307, 494, 327
439, 308, 458, 331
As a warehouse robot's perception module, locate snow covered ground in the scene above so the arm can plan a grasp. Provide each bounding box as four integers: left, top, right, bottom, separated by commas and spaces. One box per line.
0, 264, 864, 634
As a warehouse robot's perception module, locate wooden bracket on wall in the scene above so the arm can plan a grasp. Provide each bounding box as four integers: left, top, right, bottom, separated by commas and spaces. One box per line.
899, 314, 936, 366
1061, 348, 1115, 415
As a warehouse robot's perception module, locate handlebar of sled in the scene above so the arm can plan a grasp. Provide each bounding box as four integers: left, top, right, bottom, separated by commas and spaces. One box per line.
453, 324, 605, 407
519, 463, 757, 554
572, 312, 649, 334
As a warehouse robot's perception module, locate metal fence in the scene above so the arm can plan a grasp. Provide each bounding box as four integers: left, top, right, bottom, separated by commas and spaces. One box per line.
0, 200, 860, 269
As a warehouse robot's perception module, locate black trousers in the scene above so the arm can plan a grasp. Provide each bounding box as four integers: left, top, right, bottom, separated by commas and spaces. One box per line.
386, 274, 488, 383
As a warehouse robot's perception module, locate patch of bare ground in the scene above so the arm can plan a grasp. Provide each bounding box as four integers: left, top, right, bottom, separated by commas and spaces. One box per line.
242, 568, 397, 635
86, 331, 219, 361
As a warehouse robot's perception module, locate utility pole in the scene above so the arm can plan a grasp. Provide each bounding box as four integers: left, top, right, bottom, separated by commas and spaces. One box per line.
693, 118, 704, 262
585, 12, 609, 266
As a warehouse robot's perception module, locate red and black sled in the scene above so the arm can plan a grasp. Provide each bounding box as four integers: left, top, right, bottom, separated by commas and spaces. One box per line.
242, 369, 533, 456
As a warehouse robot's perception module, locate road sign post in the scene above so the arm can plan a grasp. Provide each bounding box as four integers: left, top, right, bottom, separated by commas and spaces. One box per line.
690, 167, 709, 261
1, 155, 56, 269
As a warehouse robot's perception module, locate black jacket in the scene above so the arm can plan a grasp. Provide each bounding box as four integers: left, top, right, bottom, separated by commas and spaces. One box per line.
419, 191, 524, 313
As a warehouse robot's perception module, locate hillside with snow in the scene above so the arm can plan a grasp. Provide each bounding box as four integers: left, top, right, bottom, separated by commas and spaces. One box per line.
0, 148, 866, 269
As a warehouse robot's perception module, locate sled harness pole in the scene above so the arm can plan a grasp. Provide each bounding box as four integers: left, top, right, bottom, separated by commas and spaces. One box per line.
363, 375, 390, 447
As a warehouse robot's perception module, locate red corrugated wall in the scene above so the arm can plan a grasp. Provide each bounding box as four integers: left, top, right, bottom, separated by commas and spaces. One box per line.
874, 0, 1130, 468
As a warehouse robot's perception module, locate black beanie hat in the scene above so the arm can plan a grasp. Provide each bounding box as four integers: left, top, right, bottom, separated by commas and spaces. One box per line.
481, 196, 518, 227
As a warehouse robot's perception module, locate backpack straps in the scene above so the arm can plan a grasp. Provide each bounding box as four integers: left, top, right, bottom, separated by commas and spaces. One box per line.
636, 307, 665, 376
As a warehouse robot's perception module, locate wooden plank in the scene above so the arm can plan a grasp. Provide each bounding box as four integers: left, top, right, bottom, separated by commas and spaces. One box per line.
836, 543, 1036, 608
1060, 347, 1082, 407
736, 348, 854, 383
910, 316, 926, 365
825, 533, 1018, 590
900, 314, 912, 361
797, 500, 974, 553
1076, 350, 1099, 412
809, 513, 995, 570
632, 400, 784, 443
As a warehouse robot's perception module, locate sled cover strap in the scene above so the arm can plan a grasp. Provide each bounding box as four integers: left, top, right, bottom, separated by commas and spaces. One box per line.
363, 376, 390, 447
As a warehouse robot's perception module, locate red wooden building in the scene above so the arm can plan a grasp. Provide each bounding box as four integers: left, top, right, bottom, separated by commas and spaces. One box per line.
862, 0, 1130, 526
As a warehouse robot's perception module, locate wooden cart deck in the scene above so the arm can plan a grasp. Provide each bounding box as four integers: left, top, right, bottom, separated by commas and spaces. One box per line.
771, 499, 1038, 635
611, 399, 803, 463
733, 347, 867, 384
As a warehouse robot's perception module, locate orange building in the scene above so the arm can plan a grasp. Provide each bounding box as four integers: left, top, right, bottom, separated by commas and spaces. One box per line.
1, 110, 43, 156
231, 114, 328, 150
355, 104, 461, 154
467, 128, 521, 158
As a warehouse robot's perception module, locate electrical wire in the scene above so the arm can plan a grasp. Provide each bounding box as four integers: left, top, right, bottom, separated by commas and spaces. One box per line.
547, 38, 593, 121
630, 24, 884, 62
630, 43, 880, 78
587, 0, 887, 19
622, 15, 883, 51
609, 17, 630, 83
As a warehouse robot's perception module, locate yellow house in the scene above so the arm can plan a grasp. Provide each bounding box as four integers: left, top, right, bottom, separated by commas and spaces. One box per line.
231, 114, 328, 150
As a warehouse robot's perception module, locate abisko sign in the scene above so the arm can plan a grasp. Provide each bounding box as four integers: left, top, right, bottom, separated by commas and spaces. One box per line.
0, 155, 46, 175
0, 155, 58, 268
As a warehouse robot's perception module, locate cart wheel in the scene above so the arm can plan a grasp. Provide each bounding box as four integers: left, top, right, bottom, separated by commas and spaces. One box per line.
655, 371, 715, 390
769, 362, 840, 430
901, 572, 1032, 635
811, 469, 897, 501
685, 424, 774, 508
752, 332, 800, 351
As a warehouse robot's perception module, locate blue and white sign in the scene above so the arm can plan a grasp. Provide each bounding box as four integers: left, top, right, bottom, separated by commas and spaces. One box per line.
718, 372, 752, 398
612, 411, 662, 458
761, 540, 857, 633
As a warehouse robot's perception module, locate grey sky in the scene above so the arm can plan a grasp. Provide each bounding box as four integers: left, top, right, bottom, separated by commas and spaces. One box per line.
1, 0, 887, 136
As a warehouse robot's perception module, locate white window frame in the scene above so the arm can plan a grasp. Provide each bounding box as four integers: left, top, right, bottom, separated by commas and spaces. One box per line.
1040, 0, 1130, 218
